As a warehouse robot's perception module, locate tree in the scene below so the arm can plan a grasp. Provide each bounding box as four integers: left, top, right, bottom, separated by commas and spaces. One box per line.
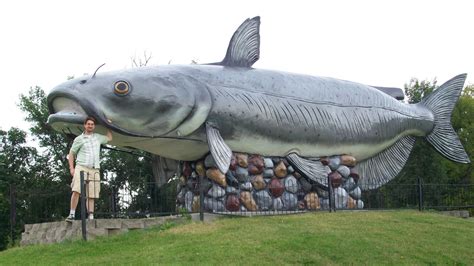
0, 153, 10, 250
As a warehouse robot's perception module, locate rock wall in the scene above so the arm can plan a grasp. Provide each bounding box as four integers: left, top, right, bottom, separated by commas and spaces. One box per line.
21, 216, 181, 246
177, 153, 364, 213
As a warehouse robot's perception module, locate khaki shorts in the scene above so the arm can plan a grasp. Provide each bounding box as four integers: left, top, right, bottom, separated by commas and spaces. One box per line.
71, 165, 101, 199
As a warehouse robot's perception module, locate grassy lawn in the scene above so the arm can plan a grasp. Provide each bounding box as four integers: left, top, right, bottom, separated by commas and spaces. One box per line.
0, 210, 473, 265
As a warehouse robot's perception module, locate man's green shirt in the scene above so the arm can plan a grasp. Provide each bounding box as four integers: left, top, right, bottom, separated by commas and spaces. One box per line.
70, 133, 108, 169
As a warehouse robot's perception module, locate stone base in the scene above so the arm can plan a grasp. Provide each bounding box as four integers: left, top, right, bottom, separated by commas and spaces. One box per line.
441, 210, 470, 218
177, 153, 364, 213
21, 216, 182, 246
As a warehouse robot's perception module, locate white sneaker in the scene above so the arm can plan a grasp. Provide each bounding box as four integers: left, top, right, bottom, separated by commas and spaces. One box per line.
88, 213, 94, 220
65, 214, 75, 222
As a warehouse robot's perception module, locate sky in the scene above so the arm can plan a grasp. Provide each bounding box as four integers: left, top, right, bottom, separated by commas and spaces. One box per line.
1, 0, 473, 133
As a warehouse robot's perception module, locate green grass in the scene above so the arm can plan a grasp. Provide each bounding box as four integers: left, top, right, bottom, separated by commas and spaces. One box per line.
1, 210, 473, 265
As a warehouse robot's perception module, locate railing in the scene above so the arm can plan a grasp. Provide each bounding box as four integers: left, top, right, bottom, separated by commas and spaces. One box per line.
7, 175, 474, 243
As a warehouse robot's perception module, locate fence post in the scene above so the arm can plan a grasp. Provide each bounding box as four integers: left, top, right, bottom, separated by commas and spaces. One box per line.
199, 174, 204, 221
111, 186, 117, 218
9, 184, 16, 244
418, 177, 423, 211
80, 171, 87, 241
328, 175, 334, 212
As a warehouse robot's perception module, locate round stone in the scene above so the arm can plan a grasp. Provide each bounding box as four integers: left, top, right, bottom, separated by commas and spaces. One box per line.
176, 188, 186, 204
248, 155, 264, 174
183, 161, 192, 177
328, 156, 341, 171
274, 161, 287, 178
349, 187, 362, 200
304, 192, 320, 210
349, 167, 360, 182
226, 195, 240, 211
208, 184, 226, 198
273, 197, 283, 210
192, 195, 200, 212
334, 187, 349, 209
195, 161, 206, 177
240, 182, 253, 191
254, 190, 272, 210
342, 177, 357, 191
320, 157, 329, 166
263, 168, 274, 178
179, 175, 187, 186
284, 175, 298, 193
282, 192, 298, 210
287, 165, 294, 173
293, 171, 302, 179
200, 178, 213, 193
206, 168, 227, 187
320, 198, 330, 210
347, 197, 357, 209
235, 153, 248, 168
248, 164, 263, 175
185, 190, 194, 212
204, 154, 217, 168
240, 191, 257, 211
329, 171, 343, 188
264, 158, 274, 168
226, 186, 238, 195
235, 166, 249, 182
336, 165, 350, 178
251, 174, 266, 190
269, 178, 284, 197
204, 197, 225, 212
341, 155, 357, 166
226, 171, 239, 187
229, 154, 237, 171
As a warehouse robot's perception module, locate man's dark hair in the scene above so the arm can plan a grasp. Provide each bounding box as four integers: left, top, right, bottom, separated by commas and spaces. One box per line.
84, 116, 96, 125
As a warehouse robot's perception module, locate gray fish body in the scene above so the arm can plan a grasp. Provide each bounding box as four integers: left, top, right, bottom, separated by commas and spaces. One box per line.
48, 64, 433, 162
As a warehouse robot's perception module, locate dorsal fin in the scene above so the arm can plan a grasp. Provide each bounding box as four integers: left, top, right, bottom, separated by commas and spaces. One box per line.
216, 16, 261, 67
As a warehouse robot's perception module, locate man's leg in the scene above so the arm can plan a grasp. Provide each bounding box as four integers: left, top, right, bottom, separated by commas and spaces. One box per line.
66, 191, 80, 221
87, 198, 95, 219
71, 191, 80, 210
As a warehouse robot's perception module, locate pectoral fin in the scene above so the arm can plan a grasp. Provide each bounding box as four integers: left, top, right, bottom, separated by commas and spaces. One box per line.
206, 123, 232, 174
286, 153, 331, 188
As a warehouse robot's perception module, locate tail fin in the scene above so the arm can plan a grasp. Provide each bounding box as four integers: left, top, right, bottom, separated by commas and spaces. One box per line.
421, 73, 470, 163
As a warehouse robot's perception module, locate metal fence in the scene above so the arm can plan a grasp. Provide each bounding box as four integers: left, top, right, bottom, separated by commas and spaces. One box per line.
7, 174, 474, 242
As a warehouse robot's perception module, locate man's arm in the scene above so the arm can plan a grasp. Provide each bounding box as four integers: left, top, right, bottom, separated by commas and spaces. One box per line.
68, 152, 75, 177
106, 129, 113, 142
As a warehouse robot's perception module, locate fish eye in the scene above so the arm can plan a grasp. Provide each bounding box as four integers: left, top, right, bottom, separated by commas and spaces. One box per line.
114, 80, 130, 96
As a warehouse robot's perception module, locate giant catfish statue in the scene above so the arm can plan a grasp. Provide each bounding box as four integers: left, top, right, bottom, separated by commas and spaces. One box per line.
47, 17, 470, 190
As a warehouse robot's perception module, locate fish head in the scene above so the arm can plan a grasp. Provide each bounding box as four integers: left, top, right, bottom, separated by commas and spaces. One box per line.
47, 66, 199, 137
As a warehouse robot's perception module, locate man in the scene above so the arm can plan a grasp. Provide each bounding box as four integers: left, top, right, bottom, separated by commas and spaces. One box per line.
66, 116, 112, 221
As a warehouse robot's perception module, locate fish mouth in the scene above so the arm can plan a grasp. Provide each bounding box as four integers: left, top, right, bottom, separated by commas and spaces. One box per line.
47, 93, 89, 135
